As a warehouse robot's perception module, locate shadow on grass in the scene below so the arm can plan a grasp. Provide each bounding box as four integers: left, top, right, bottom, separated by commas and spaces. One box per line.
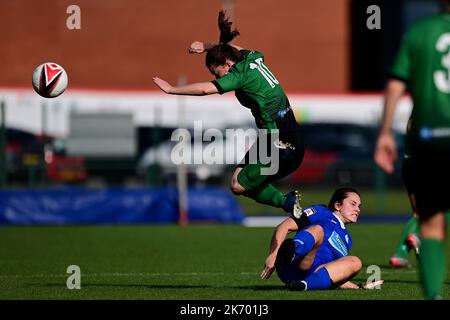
231, 285, 285, 291
380, 279, 421, 285
35, 283, 210, 289
34, 282, 288, 291
37, 280, 448, 292
388, 280, 450, 285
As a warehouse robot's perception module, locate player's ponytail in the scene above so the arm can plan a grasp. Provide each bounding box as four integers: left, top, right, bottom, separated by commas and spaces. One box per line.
205, 10, 241, 67
218, 10, 240, 45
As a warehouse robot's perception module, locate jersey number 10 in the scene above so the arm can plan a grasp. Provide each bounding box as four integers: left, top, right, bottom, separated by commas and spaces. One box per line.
250, 58, 279, 88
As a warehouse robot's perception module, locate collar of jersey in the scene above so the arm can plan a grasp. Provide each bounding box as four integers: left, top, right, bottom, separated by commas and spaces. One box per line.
330, 212, 346, 229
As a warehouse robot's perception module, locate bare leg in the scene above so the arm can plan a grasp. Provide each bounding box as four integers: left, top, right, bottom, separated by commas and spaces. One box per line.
230, 167, 246, 195
230, 165, 288, 209
420, 212, 445, 241
317, 256, 362, 287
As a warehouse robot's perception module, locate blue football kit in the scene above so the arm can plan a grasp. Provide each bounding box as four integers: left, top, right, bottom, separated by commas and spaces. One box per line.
276, 205, 352, 284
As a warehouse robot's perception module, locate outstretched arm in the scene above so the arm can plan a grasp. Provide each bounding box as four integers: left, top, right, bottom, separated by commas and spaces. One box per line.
152, 77, 219, 96
374, 79, 406, 174
260, 218, 298, 280
189, 41, 244, 54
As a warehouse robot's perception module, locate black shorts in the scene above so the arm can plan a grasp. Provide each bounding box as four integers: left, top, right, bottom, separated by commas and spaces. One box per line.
237, 109, 304, 188
402, 147, 450, 218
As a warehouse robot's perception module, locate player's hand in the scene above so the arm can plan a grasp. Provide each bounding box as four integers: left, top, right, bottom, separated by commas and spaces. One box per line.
152, 77, 172, 94
189, 41, 205, 54
374, 133, 398, 174
362, 279, 384, 289
260, 265, 275, 280
260, 256, 276, 280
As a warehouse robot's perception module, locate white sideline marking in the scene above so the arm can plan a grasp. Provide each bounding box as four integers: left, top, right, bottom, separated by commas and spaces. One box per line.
0, 270, 420, 279
0, 272, 257, 279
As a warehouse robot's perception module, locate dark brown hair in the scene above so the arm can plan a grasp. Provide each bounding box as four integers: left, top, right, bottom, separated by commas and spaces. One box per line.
327, 187, 360, 212
205, 10, 241, 67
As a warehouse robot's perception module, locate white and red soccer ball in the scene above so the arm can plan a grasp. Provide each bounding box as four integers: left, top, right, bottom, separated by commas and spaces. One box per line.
32, 62, 68, 98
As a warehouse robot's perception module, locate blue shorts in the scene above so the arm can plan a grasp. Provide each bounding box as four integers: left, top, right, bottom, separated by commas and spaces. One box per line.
276, 256, 323, 284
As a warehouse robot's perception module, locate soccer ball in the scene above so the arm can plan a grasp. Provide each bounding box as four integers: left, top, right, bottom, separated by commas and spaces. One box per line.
32, 62, 68, 98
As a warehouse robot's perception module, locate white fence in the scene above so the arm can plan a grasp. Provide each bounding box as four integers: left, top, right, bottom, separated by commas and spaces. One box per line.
0, 87, 413, 137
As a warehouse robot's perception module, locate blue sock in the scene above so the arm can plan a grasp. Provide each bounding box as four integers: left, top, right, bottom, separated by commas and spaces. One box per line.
293, 230, 316, 257
303, 267, 332, 290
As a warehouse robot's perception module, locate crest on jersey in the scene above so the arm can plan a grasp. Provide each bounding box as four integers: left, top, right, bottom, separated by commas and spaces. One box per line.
303, 207, 316, 217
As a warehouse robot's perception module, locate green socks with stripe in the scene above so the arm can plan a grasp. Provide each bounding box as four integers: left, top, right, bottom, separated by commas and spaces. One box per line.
243, 183, 285, 208
394, 217, 419, 258
419, 238, 445, 300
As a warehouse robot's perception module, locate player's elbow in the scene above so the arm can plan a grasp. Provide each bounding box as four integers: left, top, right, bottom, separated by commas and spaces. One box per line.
385, 79, 406, 96
201, 83, 219, 95
202, 88, 216, 95
198, 88, 211, 95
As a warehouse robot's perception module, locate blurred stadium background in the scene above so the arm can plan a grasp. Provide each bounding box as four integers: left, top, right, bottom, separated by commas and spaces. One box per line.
0, 0, 448, 300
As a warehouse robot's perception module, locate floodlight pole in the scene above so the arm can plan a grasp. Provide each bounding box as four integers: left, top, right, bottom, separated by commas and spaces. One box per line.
177, 75, 188, 226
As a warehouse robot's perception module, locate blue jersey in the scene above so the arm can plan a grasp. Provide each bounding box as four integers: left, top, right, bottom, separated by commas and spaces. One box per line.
277, 205, 352, 282
295, 205, 352, 265
278, 205, 352, 282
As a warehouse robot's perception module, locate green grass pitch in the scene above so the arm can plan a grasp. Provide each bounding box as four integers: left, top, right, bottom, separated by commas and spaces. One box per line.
0, 224, 449, 300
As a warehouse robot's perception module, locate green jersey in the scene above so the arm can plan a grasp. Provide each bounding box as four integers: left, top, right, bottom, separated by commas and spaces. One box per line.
212, 50, 291, 130
391, 13, 450, 151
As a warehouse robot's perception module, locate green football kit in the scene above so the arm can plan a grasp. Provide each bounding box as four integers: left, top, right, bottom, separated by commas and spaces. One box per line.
212, 50, 304, 207
390, 12, 450, 300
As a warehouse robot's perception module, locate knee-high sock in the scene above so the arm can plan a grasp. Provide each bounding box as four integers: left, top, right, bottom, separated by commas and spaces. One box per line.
419, 238, 445, 299
242, 183, 285, 208
293, 230, 316, 257
303, 267, 332, 290
394, 216, 419, 257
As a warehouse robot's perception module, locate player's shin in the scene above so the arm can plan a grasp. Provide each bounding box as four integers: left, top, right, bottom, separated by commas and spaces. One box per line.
395, 216, 419, 257
242, 183, 285, 208
300, 267, 332, 290
419, 238, 445, 299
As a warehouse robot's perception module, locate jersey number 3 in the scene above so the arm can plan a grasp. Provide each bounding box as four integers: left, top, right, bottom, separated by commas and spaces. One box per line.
250, 58, 279, 88
434, 33, 450, 93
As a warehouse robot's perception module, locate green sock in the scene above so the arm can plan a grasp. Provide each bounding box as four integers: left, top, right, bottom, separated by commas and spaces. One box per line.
419, 238, 445, 300
243, 183, 285, 208
394, 217, 419, 257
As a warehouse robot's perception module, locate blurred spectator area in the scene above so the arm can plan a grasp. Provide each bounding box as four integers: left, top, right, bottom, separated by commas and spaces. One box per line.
3, 127, 87, 185
291, 123, 404, 187
0, 89, 412, 188
62, 112, 137, 183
